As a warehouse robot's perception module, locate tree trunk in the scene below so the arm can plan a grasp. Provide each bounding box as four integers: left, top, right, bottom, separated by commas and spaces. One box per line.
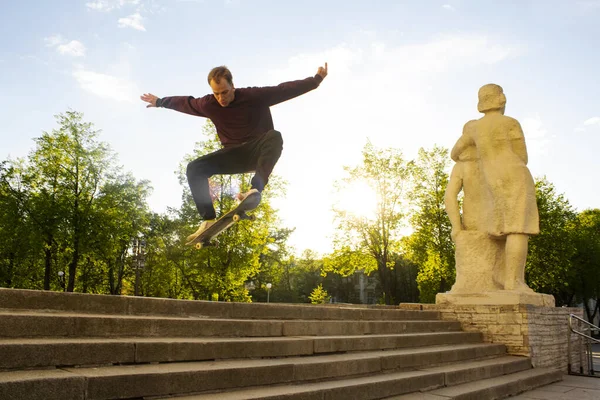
6, 252, 14, 287
115, 252, 126, 295
81, 256, 91, 293
108, 259, 117, 295
68, 163, 80, 293
67, 239, 79, 292
377, 259, 393, 305
44, 243, 52, 290
438, 277, 447, 294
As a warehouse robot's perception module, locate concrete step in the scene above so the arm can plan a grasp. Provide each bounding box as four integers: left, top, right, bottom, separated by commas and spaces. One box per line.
0, 331, 483, 370
0, 288, 440, 320
383, 367, 563, 399
0, 310, 462, 338
0, 350, 523, 400
0, 369, 85, 400
151, 357, 534, 400
0, 289, 558, 400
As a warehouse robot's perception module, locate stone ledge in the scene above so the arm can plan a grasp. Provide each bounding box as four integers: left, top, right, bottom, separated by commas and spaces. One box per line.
435, 291, 555, 307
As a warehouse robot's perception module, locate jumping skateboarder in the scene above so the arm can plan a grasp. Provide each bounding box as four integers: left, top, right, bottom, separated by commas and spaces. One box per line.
140, 63, 328, 242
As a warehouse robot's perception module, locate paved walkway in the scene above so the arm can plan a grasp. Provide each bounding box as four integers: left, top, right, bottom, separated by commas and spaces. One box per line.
510, 374, 600, 399
511, 343, 600, 399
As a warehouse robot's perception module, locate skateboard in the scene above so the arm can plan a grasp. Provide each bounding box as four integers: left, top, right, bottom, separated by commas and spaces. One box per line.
188, 191, 261, 250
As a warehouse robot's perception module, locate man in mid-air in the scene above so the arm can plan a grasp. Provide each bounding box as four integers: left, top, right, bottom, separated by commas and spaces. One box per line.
140, 63, 328, 243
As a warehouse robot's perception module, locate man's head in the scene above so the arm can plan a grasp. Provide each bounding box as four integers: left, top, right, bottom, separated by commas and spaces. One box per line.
207, 66, 235, 107
477, 83, 506, 114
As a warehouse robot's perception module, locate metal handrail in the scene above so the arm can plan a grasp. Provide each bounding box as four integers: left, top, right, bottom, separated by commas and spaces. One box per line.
568, 313, 600, 376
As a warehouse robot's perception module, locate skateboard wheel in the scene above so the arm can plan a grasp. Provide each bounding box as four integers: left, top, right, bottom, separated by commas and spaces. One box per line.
249, 215, 257, 221
195, 243, 202, 250
233, 214, 241, 222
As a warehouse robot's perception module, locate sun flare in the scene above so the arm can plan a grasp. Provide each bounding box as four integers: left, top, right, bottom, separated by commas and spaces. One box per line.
336, 181, 378, 220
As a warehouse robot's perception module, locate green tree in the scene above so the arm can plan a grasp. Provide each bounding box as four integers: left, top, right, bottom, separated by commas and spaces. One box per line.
251, 227, 296, 303
323, 246, 377, 277
331, 142, 411, 304
391, 254, 420, 303
570, 209, 600, 318
288, 250, 325, 303
0, 161, 42, 288
89, 173, 152, 295
406, 146, 455, 302
140, 212, 191, 299
309, 284, 330, 304
526, 177, 577, 305
28, 111, 114, 291
1, 111, 153, 294
163, 120, 288, 301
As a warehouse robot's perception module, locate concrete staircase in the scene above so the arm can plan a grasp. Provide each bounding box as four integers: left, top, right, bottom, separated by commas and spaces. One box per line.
0, 288, 561, 400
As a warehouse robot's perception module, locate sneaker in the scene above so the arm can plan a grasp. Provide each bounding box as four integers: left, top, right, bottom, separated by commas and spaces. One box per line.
185, 219, 216, 244
236, 188, 260, 202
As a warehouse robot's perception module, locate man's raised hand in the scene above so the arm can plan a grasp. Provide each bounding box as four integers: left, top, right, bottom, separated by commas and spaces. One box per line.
317, 62, 328, 79
140, 93, 159, 108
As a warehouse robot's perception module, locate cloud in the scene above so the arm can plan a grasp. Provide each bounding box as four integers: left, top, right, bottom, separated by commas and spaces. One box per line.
442, 4, 455, 11
86, 0, 140, 12
521, 115, 551, 159
583, 116, 600, 126
72, 66, 138, 102
268, 34, 519, 90
44, 35, 86, 57
44, 34, 64, 47
576, 116, 600, 132
118, 13, 146, 31
57, 40, 86, 57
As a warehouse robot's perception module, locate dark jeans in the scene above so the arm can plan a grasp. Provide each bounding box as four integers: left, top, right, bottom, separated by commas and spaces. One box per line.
186, 130, 283, 220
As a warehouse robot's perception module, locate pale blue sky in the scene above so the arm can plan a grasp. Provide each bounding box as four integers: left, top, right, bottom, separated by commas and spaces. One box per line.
1, 0, 599, 254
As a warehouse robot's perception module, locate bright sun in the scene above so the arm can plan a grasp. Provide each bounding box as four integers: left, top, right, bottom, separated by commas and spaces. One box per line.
336, 181, 378, 220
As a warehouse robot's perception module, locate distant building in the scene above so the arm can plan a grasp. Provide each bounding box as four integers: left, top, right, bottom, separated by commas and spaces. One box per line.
354, 270, 378, 304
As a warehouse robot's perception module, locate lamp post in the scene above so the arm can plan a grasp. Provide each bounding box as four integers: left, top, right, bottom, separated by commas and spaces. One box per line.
266, 283, 272, 303
57, 271, 65, 292
133, 238, 146, 296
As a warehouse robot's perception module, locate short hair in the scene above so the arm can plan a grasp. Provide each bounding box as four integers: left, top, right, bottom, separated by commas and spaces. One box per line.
207, 66, 233, 86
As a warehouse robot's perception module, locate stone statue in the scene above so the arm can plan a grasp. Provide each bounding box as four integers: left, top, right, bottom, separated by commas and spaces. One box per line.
447, 84, 539, 293
445, 142, 504, 293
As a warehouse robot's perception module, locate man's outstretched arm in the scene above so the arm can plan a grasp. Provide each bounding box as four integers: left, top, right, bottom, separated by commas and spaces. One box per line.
255, 63, 328, 106
140, 92, 208, 117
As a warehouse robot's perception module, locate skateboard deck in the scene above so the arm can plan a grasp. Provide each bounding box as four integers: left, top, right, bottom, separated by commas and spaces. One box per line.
188, 191, 261, 249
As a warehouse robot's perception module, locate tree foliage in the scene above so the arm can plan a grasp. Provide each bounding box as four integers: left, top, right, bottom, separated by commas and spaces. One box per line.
3, 112, 600, 310
309, 284, 330, 304
405, 146, 455, 302
0, 111, 151, 293
139, 121, 288, 301
330, 141, 411, 304
526, 177, 577, 305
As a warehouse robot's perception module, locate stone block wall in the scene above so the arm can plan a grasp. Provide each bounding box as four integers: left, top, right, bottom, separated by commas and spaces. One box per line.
408, 303, 584, 373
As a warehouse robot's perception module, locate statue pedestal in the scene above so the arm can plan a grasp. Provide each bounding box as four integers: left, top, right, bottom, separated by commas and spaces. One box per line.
436, 291, 555, 307
423, 291, 578, 371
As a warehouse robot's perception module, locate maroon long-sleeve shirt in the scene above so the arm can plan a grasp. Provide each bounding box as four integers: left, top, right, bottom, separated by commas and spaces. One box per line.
157, 75, 323, 147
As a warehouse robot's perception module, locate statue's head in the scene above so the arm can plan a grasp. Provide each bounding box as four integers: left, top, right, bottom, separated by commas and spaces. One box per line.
477, 84, 506, 113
